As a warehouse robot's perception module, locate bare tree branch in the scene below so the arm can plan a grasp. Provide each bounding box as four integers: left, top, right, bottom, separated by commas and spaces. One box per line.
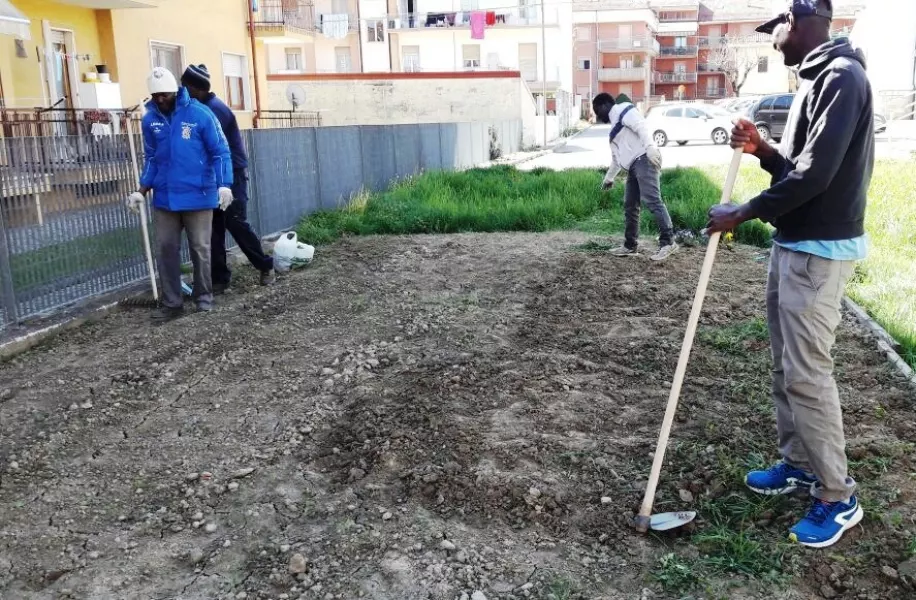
707, 35, 763, 96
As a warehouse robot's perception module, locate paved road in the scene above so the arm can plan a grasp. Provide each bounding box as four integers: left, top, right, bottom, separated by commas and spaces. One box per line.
522, 124, 916, 172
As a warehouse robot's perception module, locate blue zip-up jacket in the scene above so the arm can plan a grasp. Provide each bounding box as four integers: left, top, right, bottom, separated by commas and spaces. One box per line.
139, 87, 233, 212
202, 93, 248, 170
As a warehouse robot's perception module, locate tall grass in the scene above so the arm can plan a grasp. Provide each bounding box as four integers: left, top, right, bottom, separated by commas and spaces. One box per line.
296, 161, 914, 367
297, 165, 771, 245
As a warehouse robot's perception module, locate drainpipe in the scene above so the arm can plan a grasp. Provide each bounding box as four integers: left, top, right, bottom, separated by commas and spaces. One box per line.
355, 0, 364, 72
247, 0, 263, 128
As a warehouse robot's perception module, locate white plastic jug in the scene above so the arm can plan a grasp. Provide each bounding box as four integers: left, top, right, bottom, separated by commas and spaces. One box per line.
273, 231, 315, 272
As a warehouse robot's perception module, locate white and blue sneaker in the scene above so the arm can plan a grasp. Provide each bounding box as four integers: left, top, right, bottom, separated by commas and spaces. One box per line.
745, 462, 817, 496
789, 496, 863, 548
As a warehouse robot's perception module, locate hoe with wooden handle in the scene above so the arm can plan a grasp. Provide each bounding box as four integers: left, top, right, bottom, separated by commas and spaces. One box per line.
634, 146, 744, 533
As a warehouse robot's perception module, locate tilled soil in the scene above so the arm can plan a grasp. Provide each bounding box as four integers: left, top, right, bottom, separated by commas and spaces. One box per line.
1, 232, 914, 600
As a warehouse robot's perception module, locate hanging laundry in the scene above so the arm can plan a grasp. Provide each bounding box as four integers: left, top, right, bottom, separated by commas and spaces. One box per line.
470, 11, 485, 40
485, 11, 496, 26
321, 13, 349, 39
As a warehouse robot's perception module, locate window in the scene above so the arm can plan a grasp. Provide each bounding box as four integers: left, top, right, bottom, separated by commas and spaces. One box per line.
285, 48, 303, 71
619, 83, 633, 97
222, 53, 249, 110
150, 41, 183, 80
675, 36, 687, 48
576, 27, 591, 41
577, 58, 591, 70
367, 20, 385, 42
666, 107, 684, 117
759, 97, 775, 110
674, 62, 687, 73
462, 44, 481, 69
402, 45, 420, 72
774, 95, 793, 110
335, 47, 352, 73
461, 0, 479, 10
621, 55, 634, 69
684, 107, 705, 119
758, 56, 769, 73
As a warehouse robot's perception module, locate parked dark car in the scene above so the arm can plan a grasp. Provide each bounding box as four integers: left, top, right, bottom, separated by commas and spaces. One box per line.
750, 93, 887, 142
749, 94, 795, 142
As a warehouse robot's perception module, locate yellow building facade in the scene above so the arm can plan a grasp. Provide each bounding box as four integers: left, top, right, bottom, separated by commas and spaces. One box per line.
1, 0, 257, 128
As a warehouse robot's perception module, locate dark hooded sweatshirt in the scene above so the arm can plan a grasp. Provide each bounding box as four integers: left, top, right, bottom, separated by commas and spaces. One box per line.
749, 39, 874, 243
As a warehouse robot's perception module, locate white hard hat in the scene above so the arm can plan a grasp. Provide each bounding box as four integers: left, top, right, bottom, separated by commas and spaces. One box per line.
147, 67, 178, 95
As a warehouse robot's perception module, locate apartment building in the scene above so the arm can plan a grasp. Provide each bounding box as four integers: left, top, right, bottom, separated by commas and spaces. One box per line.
1, 0, 255, 125
574, 0, 863, 108
253, 0, 575, 105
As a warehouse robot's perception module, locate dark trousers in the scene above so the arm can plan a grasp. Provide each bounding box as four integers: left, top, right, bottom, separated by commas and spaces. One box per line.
212, 169, 273, 285
624, 155, 674, 249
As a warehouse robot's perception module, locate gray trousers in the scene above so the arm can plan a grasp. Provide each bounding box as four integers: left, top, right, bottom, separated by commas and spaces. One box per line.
154, 209, 213, 310
768, 245, 856, 502
624, 155, 674, 249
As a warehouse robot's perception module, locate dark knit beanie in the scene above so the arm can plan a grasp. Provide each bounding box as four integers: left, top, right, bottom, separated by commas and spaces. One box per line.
181, 64, 211, 92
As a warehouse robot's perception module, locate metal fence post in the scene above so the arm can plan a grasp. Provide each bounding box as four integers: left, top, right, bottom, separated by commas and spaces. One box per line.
0, 196, 19, 328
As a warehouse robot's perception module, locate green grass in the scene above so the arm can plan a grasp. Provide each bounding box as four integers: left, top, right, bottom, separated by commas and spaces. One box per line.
297, 161, 915, 368
10, 228, 143, 294
699, 317, 769, 355
296, 165, 772, 246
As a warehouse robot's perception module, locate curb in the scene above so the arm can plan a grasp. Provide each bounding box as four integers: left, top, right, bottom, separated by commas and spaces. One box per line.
0, 302, 121, 362
843, 296, 916, 386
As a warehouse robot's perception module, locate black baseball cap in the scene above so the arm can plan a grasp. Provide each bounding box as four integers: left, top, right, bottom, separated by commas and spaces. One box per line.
756, 0, 833, 34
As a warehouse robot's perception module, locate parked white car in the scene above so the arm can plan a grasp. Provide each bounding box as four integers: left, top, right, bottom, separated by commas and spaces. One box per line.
645, 103, 734, 146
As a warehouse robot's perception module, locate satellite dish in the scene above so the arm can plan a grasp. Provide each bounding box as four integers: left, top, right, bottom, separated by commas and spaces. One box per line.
286, 84, 306, 111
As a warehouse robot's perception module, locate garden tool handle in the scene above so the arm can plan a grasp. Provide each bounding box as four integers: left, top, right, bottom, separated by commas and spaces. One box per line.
635, 147, 743, 533
125, 114, 159, 302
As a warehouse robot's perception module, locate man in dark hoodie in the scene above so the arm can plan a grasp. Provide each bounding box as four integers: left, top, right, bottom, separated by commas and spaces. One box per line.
706, 0, 873, 549
181, 64, 275, 292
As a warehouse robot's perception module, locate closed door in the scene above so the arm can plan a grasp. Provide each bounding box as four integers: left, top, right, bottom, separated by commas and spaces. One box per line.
335, 47, 352, 73
662, 107, 685, 139
402, 45, 420, 71
518, 43, 537, 81
620, 55, 634, 69
707, 25, 721, 46
683, 106, 709, 140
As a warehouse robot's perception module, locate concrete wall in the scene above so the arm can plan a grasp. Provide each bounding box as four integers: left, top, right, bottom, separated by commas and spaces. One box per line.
267, 72, 523, 124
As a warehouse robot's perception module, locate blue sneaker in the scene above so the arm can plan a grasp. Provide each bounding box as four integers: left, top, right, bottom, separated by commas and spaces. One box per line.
745, 462, 817, 495
789, 496, 863, 548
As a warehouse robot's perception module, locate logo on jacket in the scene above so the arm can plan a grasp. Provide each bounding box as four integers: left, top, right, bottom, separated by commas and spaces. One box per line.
182, 124, 192, 140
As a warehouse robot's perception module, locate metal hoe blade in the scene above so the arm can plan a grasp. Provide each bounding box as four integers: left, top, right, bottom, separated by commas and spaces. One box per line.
649, 511, 697, 531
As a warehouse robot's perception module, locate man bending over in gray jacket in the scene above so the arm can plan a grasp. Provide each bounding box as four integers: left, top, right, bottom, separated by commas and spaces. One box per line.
593, 93, 677, 262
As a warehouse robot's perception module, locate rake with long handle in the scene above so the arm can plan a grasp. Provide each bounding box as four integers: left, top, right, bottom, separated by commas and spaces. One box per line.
125, 114, 159, 302
634, 146, 744, 533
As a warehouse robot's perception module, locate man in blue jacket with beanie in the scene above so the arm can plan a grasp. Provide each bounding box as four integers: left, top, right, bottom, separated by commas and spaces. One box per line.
127, 67, 233, 320
181, 64, 275, 292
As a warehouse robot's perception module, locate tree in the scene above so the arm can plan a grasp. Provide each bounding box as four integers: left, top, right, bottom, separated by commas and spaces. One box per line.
708, 36, 762, 96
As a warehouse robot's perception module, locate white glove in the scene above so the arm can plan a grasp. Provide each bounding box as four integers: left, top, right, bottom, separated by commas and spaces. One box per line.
218, 187, 233, 211
126, 191, 145, 215
647, 145, 663, 170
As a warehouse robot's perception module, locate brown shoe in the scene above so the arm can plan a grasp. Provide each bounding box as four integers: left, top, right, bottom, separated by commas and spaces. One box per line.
260, 269, 276, 286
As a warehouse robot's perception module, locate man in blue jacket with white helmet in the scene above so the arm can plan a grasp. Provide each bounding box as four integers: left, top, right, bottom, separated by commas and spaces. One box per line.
127, 67, 233, 320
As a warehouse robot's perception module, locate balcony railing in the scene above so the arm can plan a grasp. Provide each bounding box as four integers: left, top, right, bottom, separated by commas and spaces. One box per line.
257, 110, 322, 128
388, 7, 558, 30
659, 44, 698, 56
697, 63, 723, 73
700, 88, 729, 99
250, 0, 318, 33
597, 37, 660, 54
597, 67, 649, 82
655, 71, 698, 84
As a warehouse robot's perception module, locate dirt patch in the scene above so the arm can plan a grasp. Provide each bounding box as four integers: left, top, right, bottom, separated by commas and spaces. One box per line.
1, 232, 914, 600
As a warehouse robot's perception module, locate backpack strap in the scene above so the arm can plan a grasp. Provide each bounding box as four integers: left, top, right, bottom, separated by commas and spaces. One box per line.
609, 104, 636, 143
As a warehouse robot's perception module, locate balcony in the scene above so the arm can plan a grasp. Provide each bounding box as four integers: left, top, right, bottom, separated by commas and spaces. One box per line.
388, 7, 558, 30
655, 71, 697, 84
697, 63, 723, 73
250, 0, 320, 41
700, 88, 729, 99
659, 44, 698, 56
597, 37, 660, 54
598, 67, 649, 82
